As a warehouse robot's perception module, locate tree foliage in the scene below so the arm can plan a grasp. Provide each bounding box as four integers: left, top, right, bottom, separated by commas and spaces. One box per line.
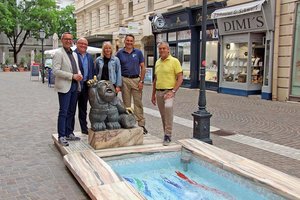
0, 0, 76, 63
57, 5, 76, 38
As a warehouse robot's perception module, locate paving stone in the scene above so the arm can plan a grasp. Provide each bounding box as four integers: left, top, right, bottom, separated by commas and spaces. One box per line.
1, 72, 300, 200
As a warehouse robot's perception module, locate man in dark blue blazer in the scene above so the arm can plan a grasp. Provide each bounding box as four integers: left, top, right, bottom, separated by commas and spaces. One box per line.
74, 38, 96, 134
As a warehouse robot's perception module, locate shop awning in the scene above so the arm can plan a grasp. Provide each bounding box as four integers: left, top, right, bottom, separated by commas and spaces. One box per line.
211, 0, 266, 19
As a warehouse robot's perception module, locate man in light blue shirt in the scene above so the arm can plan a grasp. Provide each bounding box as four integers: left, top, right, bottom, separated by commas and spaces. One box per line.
74, 38, 95, 134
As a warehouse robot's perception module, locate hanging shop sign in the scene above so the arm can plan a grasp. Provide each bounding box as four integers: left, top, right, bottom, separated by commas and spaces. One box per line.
211, 0, 274, 35
211, 0, 265, 19
218, 12, 266, 35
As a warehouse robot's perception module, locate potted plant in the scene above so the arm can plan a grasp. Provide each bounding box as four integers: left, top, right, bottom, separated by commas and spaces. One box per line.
3, 57, 11, 72
18, 56, 27, 72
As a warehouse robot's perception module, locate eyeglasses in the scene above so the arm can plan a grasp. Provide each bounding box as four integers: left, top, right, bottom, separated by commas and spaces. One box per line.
63, 38, 73, 41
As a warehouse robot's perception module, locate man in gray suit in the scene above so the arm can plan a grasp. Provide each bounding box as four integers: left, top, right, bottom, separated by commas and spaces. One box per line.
53, 32, 83, 146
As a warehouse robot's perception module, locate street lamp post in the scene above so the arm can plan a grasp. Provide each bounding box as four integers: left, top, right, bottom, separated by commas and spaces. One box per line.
39, 29, 45, 84
192, 0, 212, 144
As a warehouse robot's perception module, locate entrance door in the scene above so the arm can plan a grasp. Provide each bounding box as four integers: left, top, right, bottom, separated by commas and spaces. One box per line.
169, 43, 177, 57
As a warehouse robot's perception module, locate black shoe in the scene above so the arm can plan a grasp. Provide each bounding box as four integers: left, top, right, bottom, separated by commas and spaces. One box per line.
66, 133, 81, 141
141, 126, 148, 134
163, 135, 171, 146
82, 131, 88, 135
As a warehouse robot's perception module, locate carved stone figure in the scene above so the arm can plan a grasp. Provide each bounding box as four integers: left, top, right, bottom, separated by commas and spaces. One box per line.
87, 79, 136, 131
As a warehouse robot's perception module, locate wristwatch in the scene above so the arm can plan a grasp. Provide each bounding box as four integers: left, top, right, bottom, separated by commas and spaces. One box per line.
172, 89, 176, 93
139, 80, 144, 83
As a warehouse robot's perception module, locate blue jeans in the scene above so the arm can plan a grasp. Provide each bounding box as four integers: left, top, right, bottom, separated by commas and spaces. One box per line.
76, 82, 89, 133
57, 82, 78, 138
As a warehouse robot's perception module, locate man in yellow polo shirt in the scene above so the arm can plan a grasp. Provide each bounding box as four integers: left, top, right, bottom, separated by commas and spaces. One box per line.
151, 41, 183, 145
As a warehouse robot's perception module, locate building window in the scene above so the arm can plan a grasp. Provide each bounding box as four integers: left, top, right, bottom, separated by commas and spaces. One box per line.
89, 12, 92, 30
128, 0, 133, 17
98, 9, 101, 27
105, 5, 110, 25
147, 0, 154, 12
83, 15, 86, 32
291, 3, 300, 96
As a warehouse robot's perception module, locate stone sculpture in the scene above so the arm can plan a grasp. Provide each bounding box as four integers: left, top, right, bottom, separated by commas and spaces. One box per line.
87, 78, 136, 131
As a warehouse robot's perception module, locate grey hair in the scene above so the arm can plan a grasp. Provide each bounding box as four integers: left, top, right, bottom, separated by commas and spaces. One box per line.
61, 32, 72, 40
77, 37, 88, 44
157, 41, 169, 48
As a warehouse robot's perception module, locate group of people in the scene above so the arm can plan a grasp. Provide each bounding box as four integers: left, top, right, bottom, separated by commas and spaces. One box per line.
53, 32, 183, 147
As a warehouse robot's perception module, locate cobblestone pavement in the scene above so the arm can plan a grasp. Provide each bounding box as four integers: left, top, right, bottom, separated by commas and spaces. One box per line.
0, 72, 300, 199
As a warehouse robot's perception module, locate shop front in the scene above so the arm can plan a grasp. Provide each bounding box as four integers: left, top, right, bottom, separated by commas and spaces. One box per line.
212, 0, 275, 99
151, 2, 224, 90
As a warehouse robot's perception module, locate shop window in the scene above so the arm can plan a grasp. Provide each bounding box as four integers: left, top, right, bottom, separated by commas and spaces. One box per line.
291, 3, 300, 96
223, 43, 248, 83
168, 32, 176, 42
200, 29, 219, 39
251, 42, 264, 84
178, 42, 191, 80
205, 41, 218, 82
156, 33, 167, 43
177, 30, 191, 40
128, 0, 133, 17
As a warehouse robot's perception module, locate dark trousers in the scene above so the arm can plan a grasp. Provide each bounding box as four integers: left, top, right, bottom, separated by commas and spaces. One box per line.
57, 82, 78, 138
77, 82, 89, 133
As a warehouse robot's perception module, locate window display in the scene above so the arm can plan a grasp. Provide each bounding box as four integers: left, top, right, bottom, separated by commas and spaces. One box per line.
223, 43, 248, 83
168, 32, 176, 41
156, 33, 167, 43
205, 41, 218, 82
178, 42, 191, 80
251, 43, 264, 84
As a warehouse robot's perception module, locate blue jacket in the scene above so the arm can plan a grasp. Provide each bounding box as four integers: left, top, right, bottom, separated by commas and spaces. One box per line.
95, 56, 122, 87
74, 49, 95, 84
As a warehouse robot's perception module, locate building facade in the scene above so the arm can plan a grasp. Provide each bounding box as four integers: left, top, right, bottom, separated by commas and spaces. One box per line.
273, 0, 300, 102
74, 0, 300, 102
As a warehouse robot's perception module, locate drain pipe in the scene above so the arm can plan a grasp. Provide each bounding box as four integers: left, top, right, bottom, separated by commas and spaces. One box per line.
272, 0, 281, 101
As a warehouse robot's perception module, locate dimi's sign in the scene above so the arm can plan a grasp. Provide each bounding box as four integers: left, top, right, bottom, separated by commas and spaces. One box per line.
217, 12, 267, 35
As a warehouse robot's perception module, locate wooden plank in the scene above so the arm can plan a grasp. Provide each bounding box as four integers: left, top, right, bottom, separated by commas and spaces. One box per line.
64, 150, 122, 190
178, 139, 300, 200
95, 143, 182, 157
89, 182, 147, 200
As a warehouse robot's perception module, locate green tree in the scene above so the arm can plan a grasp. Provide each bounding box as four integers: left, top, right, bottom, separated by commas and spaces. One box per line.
0, 0, 58, 64
57, 5, 76, 39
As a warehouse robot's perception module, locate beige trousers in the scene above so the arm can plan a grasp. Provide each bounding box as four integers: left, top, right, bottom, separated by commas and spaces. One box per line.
121, 77, 145, 126
156, 90, 174, 137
